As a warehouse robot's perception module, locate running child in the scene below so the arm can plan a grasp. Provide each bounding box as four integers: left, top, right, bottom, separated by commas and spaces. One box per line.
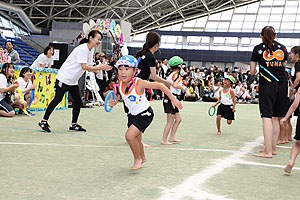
109, 55, 182, 170
212, 75, 237, 135
161, 56, 187, 145
280, 86, 300, 174
280, 46, 300, 174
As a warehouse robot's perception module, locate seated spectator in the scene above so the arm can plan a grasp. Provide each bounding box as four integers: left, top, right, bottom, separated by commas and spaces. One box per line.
5, 40, 20, 65
30, 45, 54, 68
0, 63, 20, 117
237, 86, 251, 103
202, 79, 214, 102
212, 80, 222, 101
16, 67, 37, 106
185, 78, 199, 101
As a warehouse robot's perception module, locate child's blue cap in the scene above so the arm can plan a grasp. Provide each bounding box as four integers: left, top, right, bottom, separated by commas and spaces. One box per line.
115, 55, 138, 68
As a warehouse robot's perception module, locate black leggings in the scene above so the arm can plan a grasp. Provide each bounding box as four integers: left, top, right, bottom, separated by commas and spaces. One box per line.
43, 80, 81, 123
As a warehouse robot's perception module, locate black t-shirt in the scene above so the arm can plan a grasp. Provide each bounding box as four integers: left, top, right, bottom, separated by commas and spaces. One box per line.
292, 61, 300, 90
137, 50, 156, 80
251, 41, 288, 83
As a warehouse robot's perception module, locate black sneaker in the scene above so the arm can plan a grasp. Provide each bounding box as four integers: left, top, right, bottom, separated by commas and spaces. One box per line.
38, 120, 51, 132
69, 124, 86, 132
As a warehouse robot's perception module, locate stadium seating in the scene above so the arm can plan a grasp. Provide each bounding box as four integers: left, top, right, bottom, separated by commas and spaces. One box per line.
1, 36, 40, 66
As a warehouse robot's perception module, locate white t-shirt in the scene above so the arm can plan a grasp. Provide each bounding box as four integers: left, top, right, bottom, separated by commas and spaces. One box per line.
56, 43, 93, 86
30, 53, 54, 68
16, 77, 32, 92
0, 74, 8, 101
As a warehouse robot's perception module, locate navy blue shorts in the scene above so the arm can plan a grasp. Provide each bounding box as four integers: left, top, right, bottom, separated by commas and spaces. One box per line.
0, 99, 14, 113
127, 107, 154, 133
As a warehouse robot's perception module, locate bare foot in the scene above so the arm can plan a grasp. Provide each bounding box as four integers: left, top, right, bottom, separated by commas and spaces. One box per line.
284, 164, 293, 174
131, 158, 142, 170
216, 132, 221, 135
142, 142, 152, 148
288, 137, 293, 142
161, 141, 172, 145
169, 139, 181, 143
141, 157, 147, 164
277, 140, 285, 145
252, 152, 273, 158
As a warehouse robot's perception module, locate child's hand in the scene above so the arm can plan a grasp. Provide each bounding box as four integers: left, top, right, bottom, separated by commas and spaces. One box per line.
171, 99, 183, 110
232, 108, 236, 112
109, 99, 118, 107
31, 84, 37, 89
280, 118, 287, 125
11, 82, 19, 88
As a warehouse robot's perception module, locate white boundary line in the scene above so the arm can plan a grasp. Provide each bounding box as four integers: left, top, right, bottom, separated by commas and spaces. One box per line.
157, 136, 264, 200
239, 161, 300, 171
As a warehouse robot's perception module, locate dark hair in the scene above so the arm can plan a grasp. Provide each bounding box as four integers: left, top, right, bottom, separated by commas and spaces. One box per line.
261, 26, 276, 55
44, 45, 54, 55
162, 58, 167, 62
0, 63, 14, 83
135, 32, 161, 58
291, 46, 300, 56
80, 30, 103, 45
19, 67, 32, 78
5, 40, 13, 46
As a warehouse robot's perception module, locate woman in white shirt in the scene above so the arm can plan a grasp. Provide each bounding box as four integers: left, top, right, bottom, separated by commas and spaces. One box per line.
30, 45, 54, 68
38, 30, 112, 133
16, 67, 37, 105
0, 63, 20, 117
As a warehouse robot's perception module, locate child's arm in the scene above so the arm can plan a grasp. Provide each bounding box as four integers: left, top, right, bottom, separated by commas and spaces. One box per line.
109, 94, 120, 107
281, 87, 300, 125
230, 89, 237, 112
138, 80, 183, 110
291, 72, 300, 90
213, 90, 222, 107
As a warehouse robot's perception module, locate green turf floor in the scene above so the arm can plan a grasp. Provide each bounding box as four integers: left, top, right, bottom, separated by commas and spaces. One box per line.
0, 101, 299, 200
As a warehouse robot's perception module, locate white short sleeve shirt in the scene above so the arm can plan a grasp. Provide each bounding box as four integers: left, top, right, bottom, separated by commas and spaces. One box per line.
16, 77, 32, 91
30, 53, 54, 68
56, 43, 93, 86
0, 74, 8, 101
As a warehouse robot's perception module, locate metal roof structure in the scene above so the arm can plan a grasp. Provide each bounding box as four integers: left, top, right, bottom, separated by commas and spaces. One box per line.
1, 0, 259, 34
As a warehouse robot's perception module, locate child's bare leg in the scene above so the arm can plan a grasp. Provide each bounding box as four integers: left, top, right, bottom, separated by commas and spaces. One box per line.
169, 113, 182, 143
278, 117, 285, 144
137, 134, 146, 164
125, 125, 143, 170
25, 93, 31, 106
253, 118, 273, 158
271, 117, 280, 155
226, 120, 232, 125
0, 110, 15, 117
287, 119, 292, 142
284, 140, 300, 174
216, 115, 221, 135
161, 114, 175, 145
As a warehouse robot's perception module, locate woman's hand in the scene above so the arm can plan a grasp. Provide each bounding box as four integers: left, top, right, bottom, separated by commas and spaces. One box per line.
171, 99, 183, 110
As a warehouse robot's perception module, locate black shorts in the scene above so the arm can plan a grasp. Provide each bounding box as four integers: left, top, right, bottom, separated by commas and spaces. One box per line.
127, 107, 154, 133
163, 94, 180, 114
259, 81, 288, 118
295, 117, 300, 140
217, 103, 234, 120
0, 99, 14, 113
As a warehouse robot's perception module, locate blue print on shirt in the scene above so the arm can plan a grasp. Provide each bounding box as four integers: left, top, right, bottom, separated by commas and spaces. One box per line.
128, 95, 136, 102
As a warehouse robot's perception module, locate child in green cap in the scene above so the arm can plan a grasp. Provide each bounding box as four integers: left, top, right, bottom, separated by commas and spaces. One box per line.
212, 75, 237, 135
161, 56, 187, 144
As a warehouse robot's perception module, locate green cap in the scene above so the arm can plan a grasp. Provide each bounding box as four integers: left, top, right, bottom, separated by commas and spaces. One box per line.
168, 56, 183, 67
225, 75, 235, 83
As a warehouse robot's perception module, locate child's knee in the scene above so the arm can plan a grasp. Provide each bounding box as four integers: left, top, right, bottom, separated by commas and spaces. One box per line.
175, 117, 182, 124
